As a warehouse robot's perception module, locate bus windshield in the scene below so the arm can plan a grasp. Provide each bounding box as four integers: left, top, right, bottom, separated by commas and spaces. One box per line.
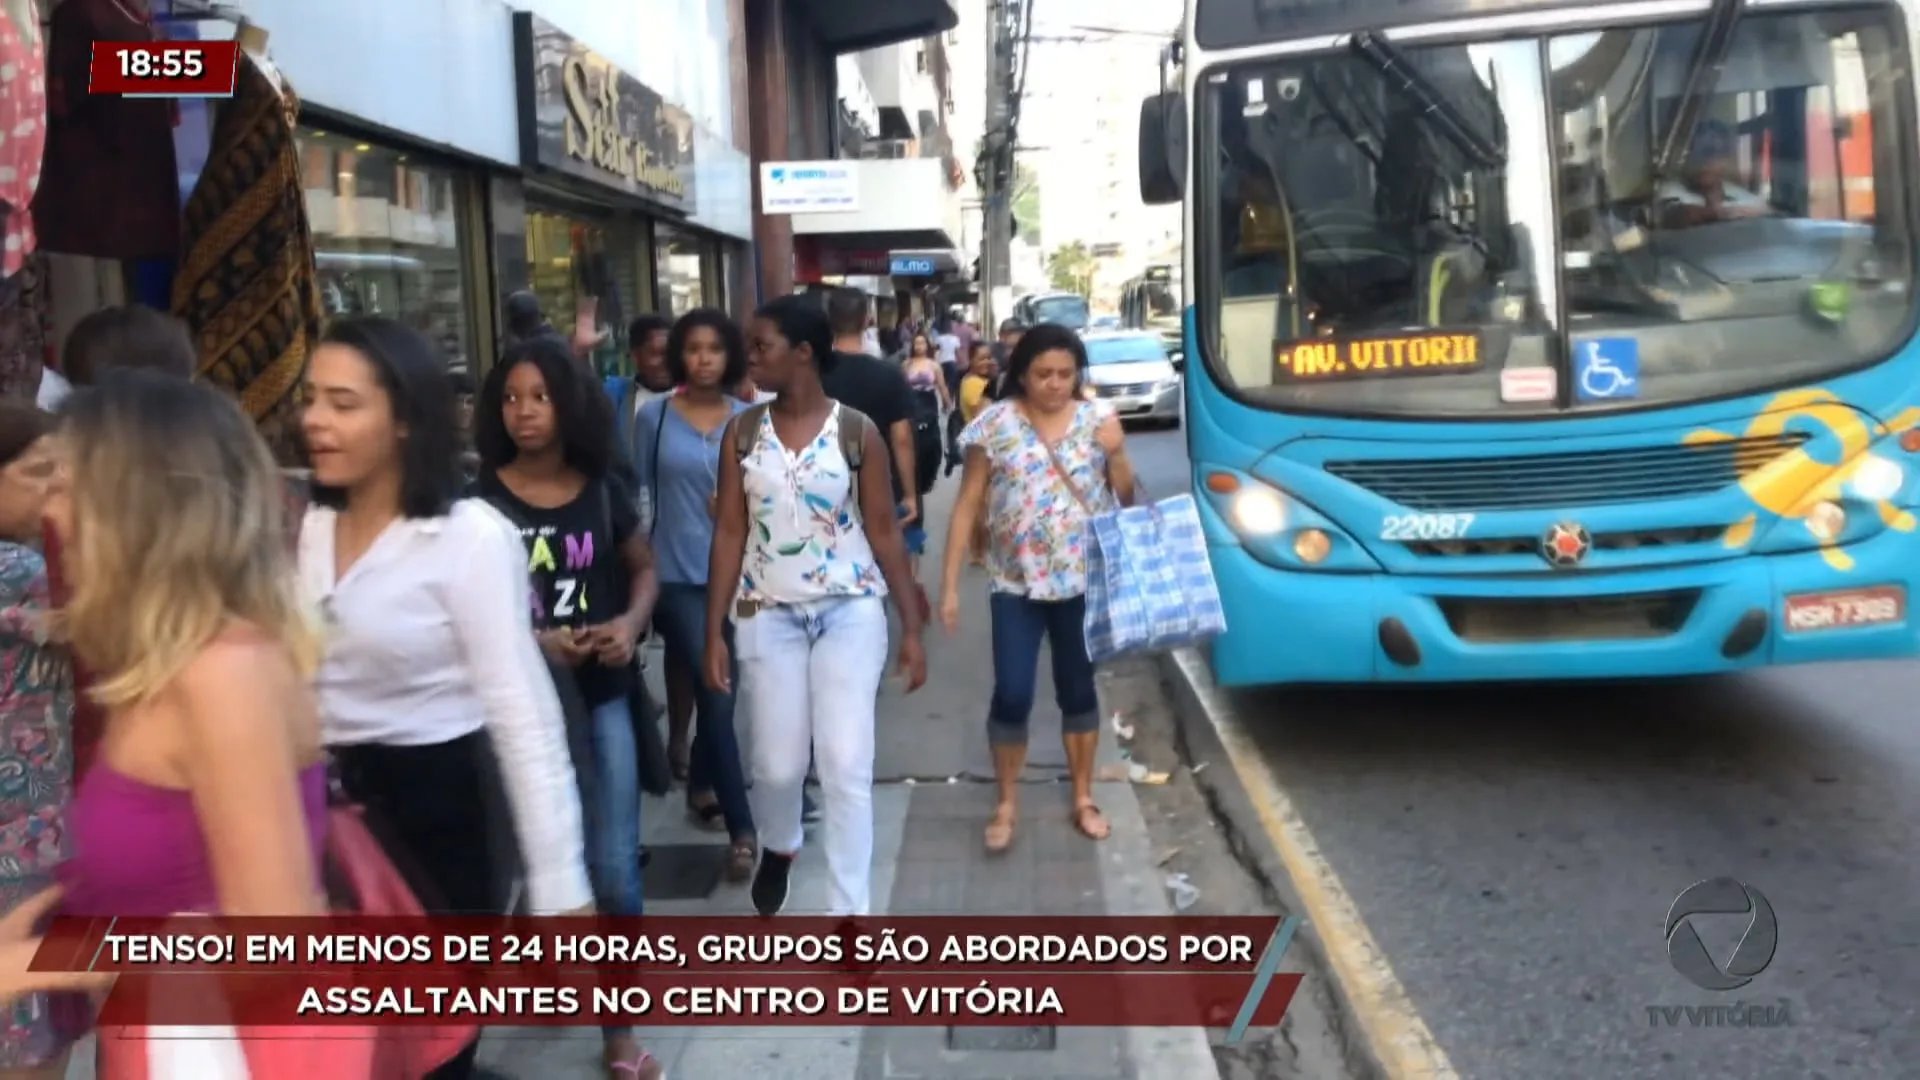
1201, 6, 1917, 417
1031, 294, 1091, 329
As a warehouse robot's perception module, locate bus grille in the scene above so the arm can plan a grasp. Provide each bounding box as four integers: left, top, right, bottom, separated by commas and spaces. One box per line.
1405, 525, 1723, 558
1438, 590, 1700, 643
1325, 433, 1810, 512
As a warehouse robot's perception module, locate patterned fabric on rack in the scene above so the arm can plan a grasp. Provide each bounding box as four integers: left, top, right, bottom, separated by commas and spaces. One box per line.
0, 253, 46, 402
171, 53, 322, 465
1083, 493, 1227, 664
0, 0, 44, 279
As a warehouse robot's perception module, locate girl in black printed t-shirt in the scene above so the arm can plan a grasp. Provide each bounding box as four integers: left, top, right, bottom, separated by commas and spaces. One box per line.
472, 336, 665, 1080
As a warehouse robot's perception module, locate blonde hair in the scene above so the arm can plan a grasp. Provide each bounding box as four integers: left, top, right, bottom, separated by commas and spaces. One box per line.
60, 372, 318, 706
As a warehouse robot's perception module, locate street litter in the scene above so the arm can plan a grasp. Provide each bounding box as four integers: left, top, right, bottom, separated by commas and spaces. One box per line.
1165, 873, 1199, 911
1156, 846, 1182, 866
1110, 712, 1135, 740
1095, 762, 1132, 782
1191, 761, 1210, 774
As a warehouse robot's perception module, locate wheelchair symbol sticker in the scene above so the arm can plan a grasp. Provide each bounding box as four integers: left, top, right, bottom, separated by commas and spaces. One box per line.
1575, 338, 1640, 401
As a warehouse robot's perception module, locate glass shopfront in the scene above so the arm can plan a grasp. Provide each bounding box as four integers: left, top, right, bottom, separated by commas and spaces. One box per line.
525, 206, 647, 376
297, 128, 479, 372
655, 222, 721, 317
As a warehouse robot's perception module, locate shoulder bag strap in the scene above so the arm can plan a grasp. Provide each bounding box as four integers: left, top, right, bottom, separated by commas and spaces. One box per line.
643, 396, 670, 534
733, 401, 773, 461
837, 403, 869, 471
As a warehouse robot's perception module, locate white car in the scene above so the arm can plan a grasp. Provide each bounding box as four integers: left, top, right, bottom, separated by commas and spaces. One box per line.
1080, 331, 1182, 427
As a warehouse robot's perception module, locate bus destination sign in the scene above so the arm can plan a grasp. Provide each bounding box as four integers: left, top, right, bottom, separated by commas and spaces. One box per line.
1274, 330, 1484, 382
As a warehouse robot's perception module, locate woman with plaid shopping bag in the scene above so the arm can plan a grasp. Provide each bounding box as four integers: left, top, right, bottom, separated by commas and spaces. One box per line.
937, 324, 1137, 854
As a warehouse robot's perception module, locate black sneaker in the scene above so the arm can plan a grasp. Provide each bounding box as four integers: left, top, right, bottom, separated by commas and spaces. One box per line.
752, 851, 794, 917
802, 791, 822, 825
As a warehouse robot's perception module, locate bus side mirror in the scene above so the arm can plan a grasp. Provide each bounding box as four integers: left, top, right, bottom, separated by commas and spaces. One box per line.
1139, 92, 1184, 205
1170, 350, 1186, 373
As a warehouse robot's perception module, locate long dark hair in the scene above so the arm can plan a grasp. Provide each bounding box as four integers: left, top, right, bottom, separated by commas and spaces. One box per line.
475, 335, 613, 478
1000, 323, 1088, 398
0, 400, 52, 466
308, 317, 463, 518
665, 308, 749, 388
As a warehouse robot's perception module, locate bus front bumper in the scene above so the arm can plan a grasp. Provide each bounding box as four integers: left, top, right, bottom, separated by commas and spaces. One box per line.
1205, 534, 1920, 688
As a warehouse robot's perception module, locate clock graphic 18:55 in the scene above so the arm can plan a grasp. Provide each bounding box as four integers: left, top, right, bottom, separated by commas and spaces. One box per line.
89, 41, 239, 97
118, 46, 203, 81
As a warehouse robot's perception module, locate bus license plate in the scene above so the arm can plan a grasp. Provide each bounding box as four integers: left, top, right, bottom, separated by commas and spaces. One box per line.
1782, 585, 1906, 632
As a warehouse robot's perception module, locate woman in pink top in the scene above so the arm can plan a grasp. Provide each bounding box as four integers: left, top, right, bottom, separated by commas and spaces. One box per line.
40, 373, 347, 1074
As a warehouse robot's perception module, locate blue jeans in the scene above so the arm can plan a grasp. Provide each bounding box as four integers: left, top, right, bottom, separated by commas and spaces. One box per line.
652, 583, 754, 840
585, 694, 642, 1038
987, 592, 1101, 747
737, 596, 889, 916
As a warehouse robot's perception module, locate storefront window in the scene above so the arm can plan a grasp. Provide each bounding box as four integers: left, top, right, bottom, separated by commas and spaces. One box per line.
298, 129, 475, 372
526, 208, 642, 377
656, 223, 711, 316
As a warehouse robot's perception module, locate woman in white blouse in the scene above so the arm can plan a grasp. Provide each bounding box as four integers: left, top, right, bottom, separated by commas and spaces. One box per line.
297, 317, 597, 1080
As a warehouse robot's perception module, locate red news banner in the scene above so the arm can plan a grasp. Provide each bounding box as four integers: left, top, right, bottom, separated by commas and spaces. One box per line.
88, 40, 241, 98
33, 917, 1304, 1030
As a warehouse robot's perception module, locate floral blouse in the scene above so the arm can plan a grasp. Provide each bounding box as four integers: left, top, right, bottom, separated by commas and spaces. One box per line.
738, 404, 886, 606
0, 542, 70, 883
959, 399, 1119, 600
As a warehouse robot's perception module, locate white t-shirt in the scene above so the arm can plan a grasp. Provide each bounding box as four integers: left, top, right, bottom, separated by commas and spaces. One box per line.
935, 333, 962, 367
861, 327, 882, 358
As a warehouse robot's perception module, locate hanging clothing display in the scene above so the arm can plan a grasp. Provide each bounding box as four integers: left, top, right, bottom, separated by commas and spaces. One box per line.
0, 0, 44, 279
171, 52, 322, 464
34, 0, 180, 261
0, 253, 48, 402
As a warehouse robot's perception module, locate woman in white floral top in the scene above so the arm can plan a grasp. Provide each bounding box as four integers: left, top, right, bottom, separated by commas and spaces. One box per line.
705, 295, 928, 919
938, 323, 1136, 853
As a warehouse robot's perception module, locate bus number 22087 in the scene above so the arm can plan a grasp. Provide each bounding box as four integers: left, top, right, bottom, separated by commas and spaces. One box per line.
1380, 513, 1475, 541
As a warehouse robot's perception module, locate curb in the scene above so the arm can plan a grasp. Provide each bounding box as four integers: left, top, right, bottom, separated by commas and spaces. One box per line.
1156, 647, 1437, 1080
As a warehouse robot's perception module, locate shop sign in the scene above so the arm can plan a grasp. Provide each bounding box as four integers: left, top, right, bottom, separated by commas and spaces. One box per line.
760, 161, 860, 214
514, 14, 695, 210
891, 256, 937, 276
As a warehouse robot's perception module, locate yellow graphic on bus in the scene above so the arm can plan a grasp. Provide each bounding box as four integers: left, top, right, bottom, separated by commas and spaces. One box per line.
1274, 331, 1483, 382
1682, 389, 1920, 570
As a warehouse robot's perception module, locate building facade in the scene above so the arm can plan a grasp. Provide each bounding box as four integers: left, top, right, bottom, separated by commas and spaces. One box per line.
194, 0, 753, 377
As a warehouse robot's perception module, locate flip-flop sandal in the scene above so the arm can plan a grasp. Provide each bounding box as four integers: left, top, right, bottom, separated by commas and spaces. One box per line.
686, 801, 727, 832
610, 1050, 665, 1079
725, 838, 757, 882
1071, 803, 1110, 841
983, 811, 1016, 853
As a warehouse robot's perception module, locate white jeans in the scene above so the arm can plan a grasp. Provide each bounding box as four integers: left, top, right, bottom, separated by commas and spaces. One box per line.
736, 594, 888, 916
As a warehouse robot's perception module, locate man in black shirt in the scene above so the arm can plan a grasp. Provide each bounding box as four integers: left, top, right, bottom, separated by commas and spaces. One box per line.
820, 287, 920, 541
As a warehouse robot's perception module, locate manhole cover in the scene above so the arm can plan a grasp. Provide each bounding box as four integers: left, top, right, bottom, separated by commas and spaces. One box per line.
642, 843, 727, 901
947, 1026, 1057, 1052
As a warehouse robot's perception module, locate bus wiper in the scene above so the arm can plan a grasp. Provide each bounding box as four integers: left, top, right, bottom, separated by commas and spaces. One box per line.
1348, 31, 1505, 169
1652, 0, 1745, 183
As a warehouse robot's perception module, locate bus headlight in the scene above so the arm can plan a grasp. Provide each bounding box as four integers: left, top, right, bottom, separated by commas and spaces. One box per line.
1806, 500, 1847, 542
1293, 529, 1332, 564
1851, 455, 1904, 501
1231, 487, 1287, 535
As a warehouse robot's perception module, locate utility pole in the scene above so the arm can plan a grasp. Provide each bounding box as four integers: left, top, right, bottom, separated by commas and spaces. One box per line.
976, 0, 1021, 330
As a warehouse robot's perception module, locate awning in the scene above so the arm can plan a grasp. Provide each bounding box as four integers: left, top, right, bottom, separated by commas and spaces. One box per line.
793, 0, 958, 55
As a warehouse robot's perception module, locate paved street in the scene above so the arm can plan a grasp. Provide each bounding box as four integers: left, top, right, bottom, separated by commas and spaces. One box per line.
1132, 424, 1920, 1080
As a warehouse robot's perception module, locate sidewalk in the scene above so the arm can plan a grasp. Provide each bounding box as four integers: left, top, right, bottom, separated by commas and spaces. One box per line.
479, 480, 1219, 1080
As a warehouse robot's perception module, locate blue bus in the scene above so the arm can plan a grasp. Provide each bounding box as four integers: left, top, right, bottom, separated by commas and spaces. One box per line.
1143, 0, 1920, 687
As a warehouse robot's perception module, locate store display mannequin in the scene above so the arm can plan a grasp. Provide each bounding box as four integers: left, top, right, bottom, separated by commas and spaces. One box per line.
32, 0, 180, 260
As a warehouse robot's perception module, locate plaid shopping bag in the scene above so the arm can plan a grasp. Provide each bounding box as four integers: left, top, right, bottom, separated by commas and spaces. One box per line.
1083, 493, 1226, 664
